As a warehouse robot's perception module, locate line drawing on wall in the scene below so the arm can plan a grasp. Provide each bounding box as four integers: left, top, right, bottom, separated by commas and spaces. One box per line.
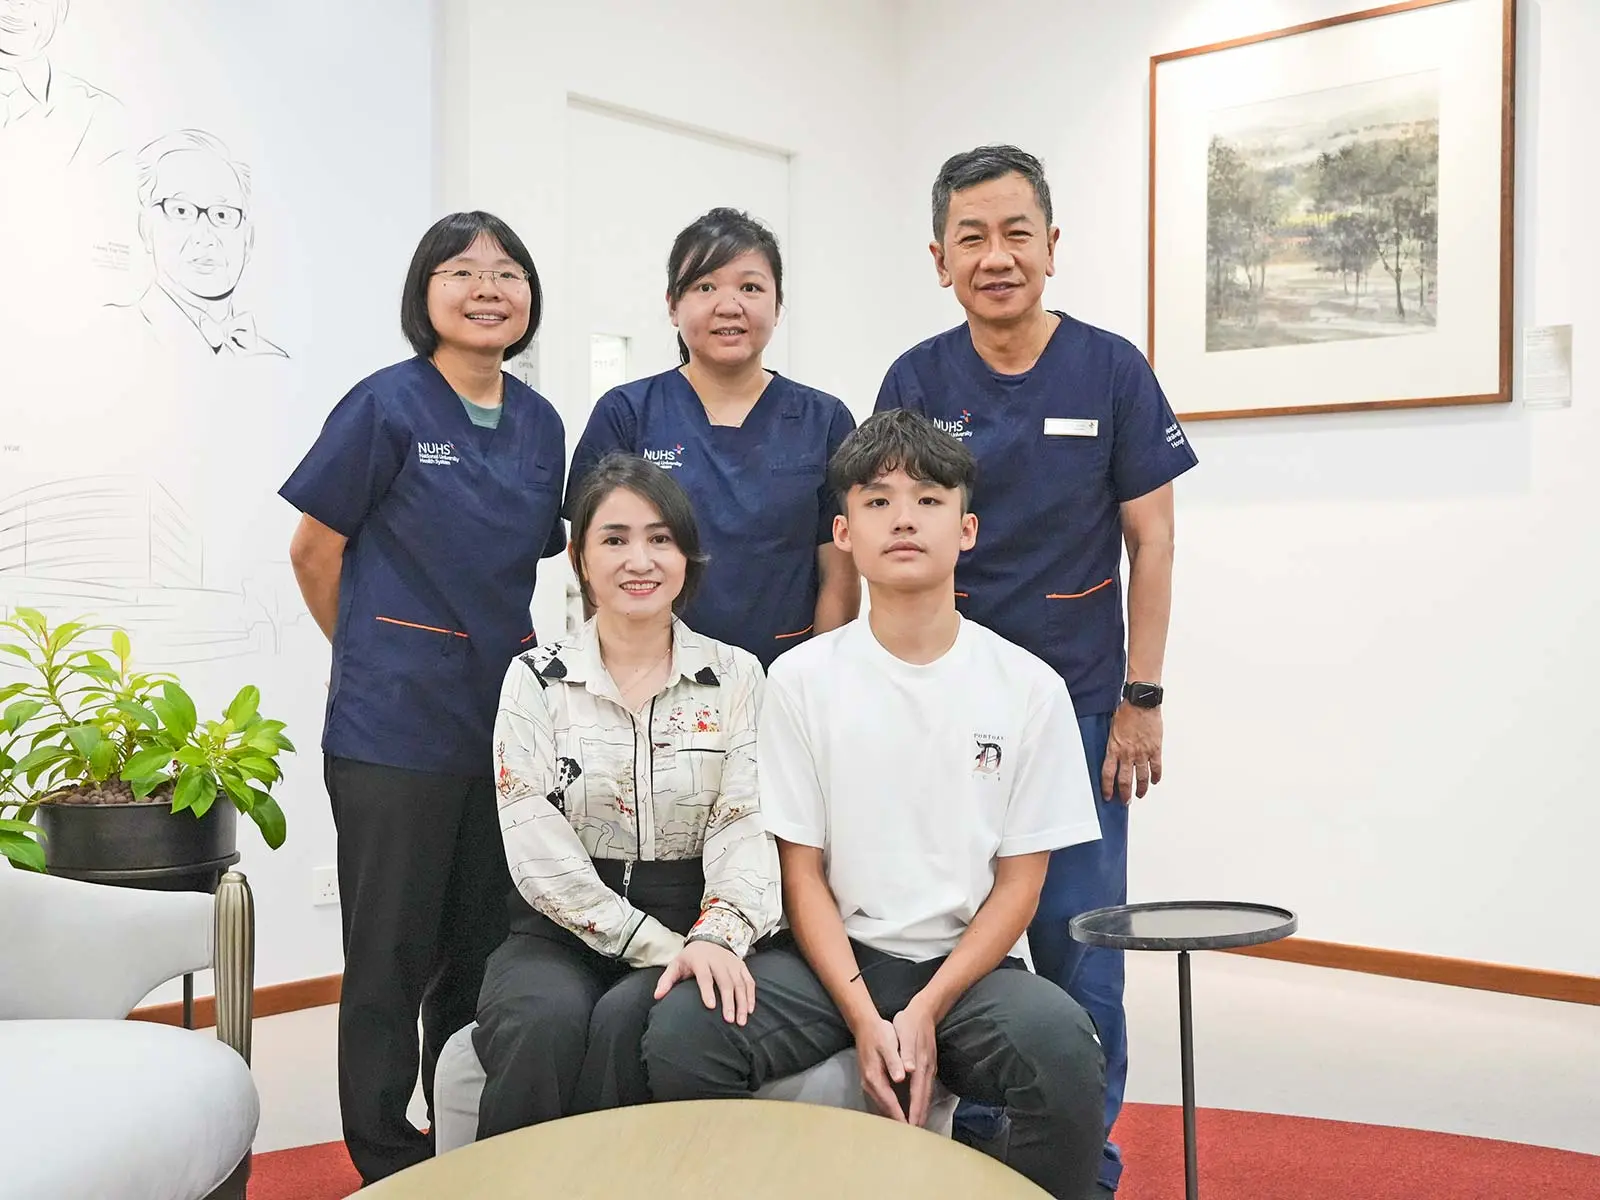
0, 0, 124, 169
107, 129, 289, 359
0, 475, 307, 665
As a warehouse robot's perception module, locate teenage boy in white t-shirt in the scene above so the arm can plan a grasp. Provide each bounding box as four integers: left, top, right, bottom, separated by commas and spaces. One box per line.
644, 409, 1107, 1199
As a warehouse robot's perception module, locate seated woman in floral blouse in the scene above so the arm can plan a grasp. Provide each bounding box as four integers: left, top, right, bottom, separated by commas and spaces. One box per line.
474, 451, 781, 1139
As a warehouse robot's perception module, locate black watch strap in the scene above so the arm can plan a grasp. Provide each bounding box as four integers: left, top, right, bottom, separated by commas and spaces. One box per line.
1123, 681, 1164, 708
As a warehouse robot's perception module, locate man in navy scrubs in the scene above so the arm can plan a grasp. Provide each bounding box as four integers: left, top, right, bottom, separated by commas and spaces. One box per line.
875, 145, 1198, 1195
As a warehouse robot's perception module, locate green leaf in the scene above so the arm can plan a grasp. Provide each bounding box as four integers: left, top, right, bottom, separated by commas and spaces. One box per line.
247, 792, 287, 849
121, 746, 176, 779
191, 788, 217, 818
0, 682, 30, 704
0, 830, 46, 872
4, 700, 43, 734
172, 766, 209, 814
87, 739, 118, 782
0, 644, 35, 662
15, 744, 69, 776
161, 683, 197, 738
174, 746, 209, 768
234, 755, 281, 784
14, 608, 46, 633
76, 664, 120, 686
148, 696, 180, 732
46, 622, 88, 654
128, 775, 166, 801
64, 725, 105, 761
0, 816, 42, 834
245, 731, 282, 755
112, 630, 132, 663
225, 686, 260, 727
109, 700, 160, 730
218, 771, 256, 808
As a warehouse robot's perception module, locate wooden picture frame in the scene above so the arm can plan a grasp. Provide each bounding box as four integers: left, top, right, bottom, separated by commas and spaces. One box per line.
1148, 0, 1516, 421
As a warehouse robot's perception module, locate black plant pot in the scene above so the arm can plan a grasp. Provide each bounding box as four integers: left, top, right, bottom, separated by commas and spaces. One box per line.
39, 795, 240, 893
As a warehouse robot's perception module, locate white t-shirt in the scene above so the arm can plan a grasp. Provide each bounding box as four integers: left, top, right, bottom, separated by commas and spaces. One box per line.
759, 615, 1101, 962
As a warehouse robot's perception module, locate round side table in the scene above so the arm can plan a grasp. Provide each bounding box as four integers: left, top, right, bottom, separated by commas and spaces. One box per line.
1071, 901, 1297, 1200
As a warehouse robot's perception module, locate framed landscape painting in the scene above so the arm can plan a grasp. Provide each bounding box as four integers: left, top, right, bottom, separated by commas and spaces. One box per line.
1148, 0, 1515, 420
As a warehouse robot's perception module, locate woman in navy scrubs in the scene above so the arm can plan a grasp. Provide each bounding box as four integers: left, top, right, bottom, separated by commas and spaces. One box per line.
567, 208, 858, 666
280, 211, 567, 1184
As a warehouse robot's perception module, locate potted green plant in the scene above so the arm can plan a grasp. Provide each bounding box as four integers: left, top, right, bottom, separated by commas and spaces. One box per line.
0, 609, 291, 881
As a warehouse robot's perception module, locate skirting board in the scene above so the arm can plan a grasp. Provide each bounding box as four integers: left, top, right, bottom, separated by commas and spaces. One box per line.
128, 941, 1600, 1028
1226, 939, 1600, 1007
129, 973, 342, 1030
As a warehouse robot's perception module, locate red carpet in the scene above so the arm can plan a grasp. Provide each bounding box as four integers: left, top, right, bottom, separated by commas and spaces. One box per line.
248, 1104, 1600, 1199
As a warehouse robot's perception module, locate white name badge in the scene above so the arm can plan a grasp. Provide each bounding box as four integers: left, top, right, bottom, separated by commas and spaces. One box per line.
1044, 417, 1099, 438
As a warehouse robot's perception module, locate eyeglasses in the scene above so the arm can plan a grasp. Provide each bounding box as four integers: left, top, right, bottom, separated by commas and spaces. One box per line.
152, 198, 245, 229
431, 268, 531, 290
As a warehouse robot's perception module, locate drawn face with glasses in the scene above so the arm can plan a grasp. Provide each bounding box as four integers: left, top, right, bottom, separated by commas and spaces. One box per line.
0, 0, 66, 60
141, 148, 252, 304
425, 232, 533, 355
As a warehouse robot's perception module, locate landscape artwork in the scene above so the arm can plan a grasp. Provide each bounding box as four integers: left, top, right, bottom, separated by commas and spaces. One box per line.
1205, 71, 1440, 353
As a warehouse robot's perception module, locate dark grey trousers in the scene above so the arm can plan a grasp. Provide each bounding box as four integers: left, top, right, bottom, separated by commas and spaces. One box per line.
642, 937, 1107, 1200
473, 927, 665, 1139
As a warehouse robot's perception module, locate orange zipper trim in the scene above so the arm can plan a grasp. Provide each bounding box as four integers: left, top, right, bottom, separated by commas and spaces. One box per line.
1046, 578, 1114, 600
774, 624, 815, 640
375, 616, 469, 638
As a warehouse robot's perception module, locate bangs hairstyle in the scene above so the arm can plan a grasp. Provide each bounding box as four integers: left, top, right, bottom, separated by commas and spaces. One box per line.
400, 210, 543, 361
828, 409, 977, 511
932, 144, 1054, 242
567, 453, 709, 615
667, 207, 784, 365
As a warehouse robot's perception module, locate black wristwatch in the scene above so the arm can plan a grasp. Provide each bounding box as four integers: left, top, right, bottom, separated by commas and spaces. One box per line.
1122, 681, 1164, 709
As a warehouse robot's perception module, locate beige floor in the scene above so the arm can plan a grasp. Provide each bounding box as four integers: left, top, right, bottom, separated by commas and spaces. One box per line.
250, 952, 1600, 1157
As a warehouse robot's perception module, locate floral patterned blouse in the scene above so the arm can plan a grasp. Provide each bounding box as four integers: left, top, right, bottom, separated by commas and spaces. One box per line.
493, 618, 780, 966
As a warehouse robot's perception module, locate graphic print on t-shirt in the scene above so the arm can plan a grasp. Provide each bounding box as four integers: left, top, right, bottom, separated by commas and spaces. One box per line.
972, 733, 1006, 781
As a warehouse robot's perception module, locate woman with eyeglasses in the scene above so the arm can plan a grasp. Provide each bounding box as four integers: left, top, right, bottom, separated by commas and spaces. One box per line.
566, 208, 859, 669
279, 211, 567, 1186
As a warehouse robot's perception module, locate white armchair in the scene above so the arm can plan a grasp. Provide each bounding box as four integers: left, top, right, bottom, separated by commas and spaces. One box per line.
0, 868, 260, 1200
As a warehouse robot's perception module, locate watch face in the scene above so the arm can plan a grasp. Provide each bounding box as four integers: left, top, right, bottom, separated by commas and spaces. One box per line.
1127, 682, 1163, 707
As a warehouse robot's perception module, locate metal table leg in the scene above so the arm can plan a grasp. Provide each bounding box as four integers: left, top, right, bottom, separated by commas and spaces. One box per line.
183, 972, 194, 1030
1178, 949, 1198, 1199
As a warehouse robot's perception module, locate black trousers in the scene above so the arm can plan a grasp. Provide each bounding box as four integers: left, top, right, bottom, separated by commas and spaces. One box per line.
473, 858, 704, 1140
643, 936, 1108, 1200
325, 756, 510, 1184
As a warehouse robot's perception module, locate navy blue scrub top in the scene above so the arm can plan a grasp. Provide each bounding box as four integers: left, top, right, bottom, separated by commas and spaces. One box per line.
875, 314, 1198, 716
280, 357, 567, 775
566, 368, 855, 668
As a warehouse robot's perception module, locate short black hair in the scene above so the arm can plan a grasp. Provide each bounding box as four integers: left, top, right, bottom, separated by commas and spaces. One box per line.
828, 409, 976, 511
400, 211, 542, 361
667, 207, 784, 365
931, 145, 1054, 242
567, 453, 709, 615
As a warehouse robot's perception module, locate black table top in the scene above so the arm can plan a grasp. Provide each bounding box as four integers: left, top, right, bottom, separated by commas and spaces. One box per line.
1069, 901, 1297, 952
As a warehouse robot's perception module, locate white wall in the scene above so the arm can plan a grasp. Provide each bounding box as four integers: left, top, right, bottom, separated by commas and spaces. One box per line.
434, 0, 906, 639
895, 0, 1597, 974
1, 0, 437, 996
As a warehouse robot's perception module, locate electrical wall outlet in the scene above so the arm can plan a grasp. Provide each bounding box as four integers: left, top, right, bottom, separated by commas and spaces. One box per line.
311, 866, 340, 907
